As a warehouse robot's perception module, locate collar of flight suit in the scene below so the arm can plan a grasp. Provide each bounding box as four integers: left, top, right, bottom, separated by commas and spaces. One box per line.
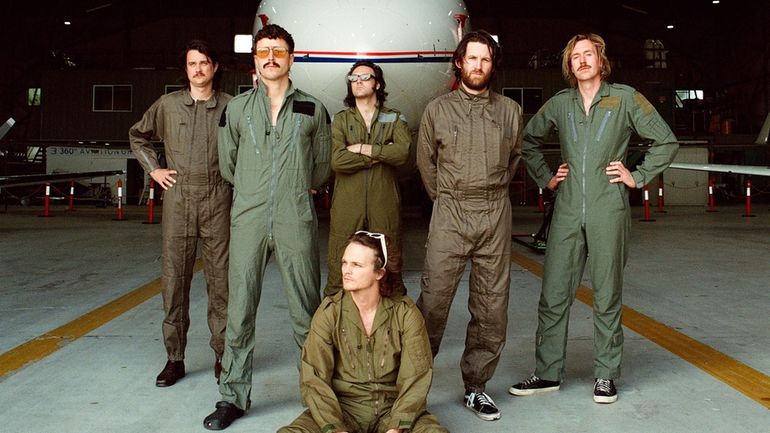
255, 78, 297, 102
569, 80, 611, 111
181, 88, 221, 108
457, 85, 491, 103
340, 291, 394, 337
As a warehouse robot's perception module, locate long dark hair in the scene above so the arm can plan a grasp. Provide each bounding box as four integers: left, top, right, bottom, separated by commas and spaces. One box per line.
179, 39, 222, 90
343, 60, 388, 108
451, 29, 502, 82
346, 232, 397, 297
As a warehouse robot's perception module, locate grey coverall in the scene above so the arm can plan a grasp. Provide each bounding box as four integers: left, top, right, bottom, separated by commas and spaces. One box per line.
129, 89, 232, 361
521, 82, 678, 380
217, 81, 331, 410
326, 105, 411, 296
416, 87, 523, 392
278, 292, 447, 433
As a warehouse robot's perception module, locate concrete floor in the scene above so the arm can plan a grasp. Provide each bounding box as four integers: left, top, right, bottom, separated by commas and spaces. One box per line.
1, 202, 769, 433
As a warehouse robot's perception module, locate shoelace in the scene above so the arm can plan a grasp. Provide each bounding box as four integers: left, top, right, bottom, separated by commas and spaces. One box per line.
521, 375, 541, 387
472, 392, 496, 407
595, 379, 613, 393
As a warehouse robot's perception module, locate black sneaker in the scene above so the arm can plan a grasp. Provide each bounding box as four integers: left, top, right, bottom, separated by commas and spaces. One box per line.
509, 374, 561, 396
463, 390, 501, 421
593, 378, 618, 404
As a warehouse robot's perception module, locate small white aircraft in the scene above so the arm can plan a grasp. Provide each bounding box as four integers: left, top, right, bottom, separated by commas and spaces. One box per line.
669, 112, 770, 177
252, 0, 470, 129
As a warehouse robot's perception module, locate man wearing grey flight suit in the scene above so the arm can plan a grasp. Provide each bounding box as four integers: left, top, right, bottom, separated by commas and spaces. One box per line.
416, 30, 522, 422
130, 39, 232, 388
203, 24, 331, 430
509, 33, 678, 404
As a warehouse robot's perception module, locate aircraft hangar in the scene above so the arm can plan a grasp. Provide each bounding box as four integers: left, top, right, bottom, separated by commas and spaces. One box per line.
1, 1, 769, 432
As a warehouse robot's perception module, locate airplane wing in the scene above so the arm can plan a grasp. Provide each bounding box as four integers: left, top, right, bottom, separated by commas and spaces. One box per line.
668, 163, 770, 177
0, 170, 125, 188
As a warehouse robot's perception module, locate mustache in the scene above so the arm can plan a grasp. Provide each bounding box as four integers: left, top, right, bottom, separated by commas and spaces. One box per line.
262, 61, 279, 68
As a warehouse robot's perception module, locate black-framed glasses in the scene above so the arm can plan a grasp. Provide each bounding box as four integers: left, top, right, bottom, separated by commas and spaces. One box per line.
355, 230, 387, 269
347, 73, 373, 82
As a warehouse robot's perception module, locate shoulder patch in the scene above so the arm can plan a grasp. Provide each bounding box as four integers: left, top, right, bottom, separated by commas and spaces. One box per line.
218, 106, 227, 127
293, 100, 315, 117
377, 112, 397, 123
633, 92, 655, 114
610, 83, 636, 94
598, 96, 621, 109
555, 88, 571, 96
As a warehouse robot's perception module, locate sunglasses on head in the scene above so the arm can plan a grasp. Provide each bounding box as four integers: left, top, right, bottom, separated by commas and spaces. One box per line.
355, 230, 387, 269
255, 46, 290, 59
347, 73, 374, 82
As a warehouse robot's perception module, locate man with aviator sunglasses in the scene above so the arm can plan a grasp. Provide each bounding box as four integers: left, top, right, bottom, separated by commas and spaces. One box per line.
325, 61, 411, 298
204, 23, 331, 430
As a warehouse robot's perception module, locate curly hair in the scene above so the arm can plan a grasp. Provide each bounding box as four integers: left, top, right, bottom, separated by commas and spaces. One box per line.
253, 23, 295, 53
343, 60, 388, 108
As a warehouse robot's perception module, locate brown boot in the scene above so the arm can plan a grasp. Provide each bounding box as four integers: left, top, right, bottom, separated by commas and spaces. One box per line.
155, 360, 185, 387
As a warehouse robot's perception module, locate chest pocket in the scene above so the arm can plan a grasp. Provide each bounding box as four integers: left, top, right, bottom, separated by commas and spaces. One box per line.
288, 101, 317, 169
484, 111, 513, 171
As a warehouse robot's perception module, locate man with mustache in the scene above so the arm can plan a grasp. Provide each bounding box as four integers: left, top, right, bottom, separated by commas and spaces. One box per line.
509, 33, 678, 403
129, 39, 232, 388
203, 24, 331, 430
416, 30, 523, 421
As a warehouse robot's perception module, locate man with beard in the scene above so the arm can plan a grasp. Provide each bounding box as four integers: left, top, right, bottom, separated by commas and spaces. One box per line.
509, 33, 678, 404
325, 61, 411, 297
416, 30, 522, 421
130, 39, 232, 388
203, 24, 330, 430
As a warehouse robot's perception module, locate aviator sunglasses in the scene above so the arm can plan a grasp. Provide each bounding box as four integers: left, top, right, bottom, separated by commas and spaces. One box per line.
355, 230, 388, 269
347, 73, 374, 82
255, 46, 290, 59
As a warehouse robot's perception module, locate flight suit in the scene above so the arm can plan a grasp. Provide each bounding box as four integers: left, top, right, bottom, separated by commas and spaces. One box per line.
326, 105, 411, 296
278, 292, 447, 433
521, 82, 678, 380
416, 87, 523, 392
217, 81, 331, 410
129, 89, 232, 362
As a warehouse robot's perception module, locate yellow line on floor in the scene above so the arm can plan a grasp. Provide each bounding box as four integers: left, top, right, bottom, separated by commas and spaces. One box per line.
511, 251, 770, 409
0, 260, 203, 378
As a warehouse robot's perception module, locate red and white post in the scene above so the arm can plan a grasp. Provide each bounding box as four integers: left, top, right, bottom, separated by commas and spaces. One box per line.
113, 179, 125, 221
143, 181, 159, 224
743, 178, 755, 217
537, 187, 545, 213
707, 177, 717, 212
640, 184, 656, 222
39, 182, 54, 217
68, 180, 75, 211
655, 177, 666, 213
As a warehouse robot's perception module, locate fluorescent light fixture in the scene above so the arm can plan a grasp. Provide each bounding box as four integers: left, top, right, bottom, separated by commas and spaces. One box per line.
64, 21, 71, 25
234, 34, 252, 53
666, 24, 674, 29
712, 0, 719, 3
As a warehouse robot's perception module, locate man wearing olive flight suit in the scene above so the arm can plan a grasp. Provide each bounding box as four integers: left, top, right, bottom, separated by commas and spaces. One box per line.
129, 39, 232, 388
280, 232, 447, 433
203, 24, 330, 430
416, 30, 523, 421
509, 33, 678, 404
325, 60, 411, 297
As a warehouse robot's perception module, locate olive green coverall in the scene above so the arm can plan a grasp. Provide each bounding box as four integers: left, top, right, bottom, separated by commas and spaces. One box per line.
326, 106, 411, 296
416, 88, 523, 392
129, 89, 232, 362
278, 292, 447, 433
521, 82, 678, 380
217, 82, 331, 410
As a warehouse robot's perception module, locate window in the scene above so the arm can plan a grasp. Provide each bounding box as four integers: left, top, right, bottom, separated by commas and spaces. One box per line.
502, 87, 543, 114
165, 85, 184, 94
92, 85, 133, 112
27, 88, 41, 106
675, 89, 703, 108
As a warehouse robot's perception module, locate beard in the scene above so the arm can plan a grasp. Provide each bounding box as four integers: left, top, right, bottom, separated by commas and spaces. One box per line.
460, 68, 491, 91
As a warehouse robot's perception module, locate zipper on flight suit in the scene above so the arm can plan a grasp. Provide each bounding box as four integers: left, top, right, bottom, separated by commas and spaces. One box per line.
268, 125, 278, 240
596, 111, 612, 142
568, 111, 587, 225
245, 116, 261, 155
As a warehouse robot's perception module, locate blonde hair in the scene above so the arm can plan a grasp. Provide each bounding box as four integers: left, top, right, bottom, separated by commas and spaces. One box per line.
561, 33, 611, 87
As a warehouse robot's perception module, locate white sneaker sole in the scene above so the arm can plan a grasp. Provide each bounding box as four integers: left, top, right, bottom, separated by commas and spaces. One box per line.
465, 405, 501, 421
508, 384, 560, 396
593, 394, 618, 404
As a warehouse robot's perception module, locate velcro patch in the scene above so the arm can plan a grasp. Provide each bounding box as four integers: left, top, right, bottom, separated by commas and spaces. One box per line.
598, 96, 621, 109
219, 106, 227, 127
293, 100, 315, 117
634, 92, 655, 114
377, 112, 397, 123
